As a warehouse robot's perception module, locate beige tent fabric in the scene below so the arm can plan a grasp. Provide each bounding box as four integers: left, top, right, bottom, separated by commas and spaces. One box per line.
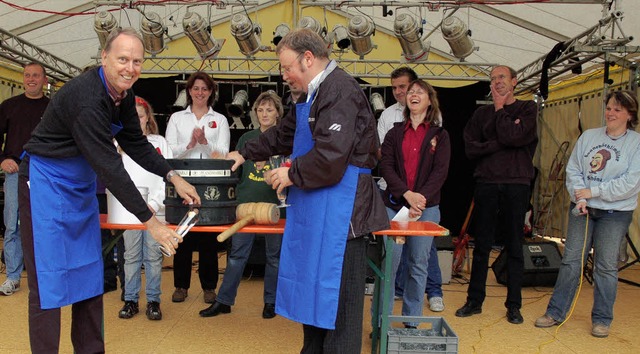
535, 101, 580, 237
581, 93, 605, 130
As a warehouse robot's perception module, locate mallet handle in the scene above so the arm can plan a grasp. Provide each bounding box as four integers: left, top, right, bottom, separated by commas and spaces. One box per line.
217, 215, 255, 242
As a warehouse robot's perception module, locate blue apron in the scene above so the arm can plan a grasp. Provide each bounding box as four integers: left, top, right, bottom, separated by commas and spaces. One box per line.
275, 93, 361, 329
28, 123, 123, 309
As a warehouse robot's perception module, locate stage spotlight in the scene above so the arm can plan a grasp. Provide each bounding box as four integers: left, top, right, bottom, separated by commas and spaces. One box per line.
298, 17, 332, 46
332, 25, 350, 50
273, 23, 290, 45
441, 16, 475, 59
370, 93, 386, 119
394, 13, 429, 62
140, 11, 166, 55
173, 89, 187, 109
182, 12, 224, 59
227, 90, 249, 117
348, 15, 375, 57
94, 11, 118, 50
230, 14, 262, 56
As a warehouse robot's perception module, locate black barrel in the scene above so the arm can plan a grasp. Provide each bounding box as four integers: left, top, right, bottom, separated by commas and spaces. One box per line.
164, 159, 240, 225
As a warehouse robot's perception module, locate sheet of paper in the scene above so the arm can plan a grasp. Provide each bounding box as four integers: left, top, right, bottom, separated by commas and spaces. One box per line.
390, 207, 419, 244
392, 206, 420, 222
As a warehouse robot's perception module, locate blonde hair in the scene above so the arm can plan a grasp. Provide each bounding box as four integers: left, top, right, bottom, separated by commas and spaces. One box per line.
135, 96, 158, 135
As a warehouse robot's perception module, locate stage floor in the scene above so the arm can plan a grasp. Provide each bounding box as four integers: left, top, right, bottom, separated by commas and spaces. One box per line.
1, 245, 639, 353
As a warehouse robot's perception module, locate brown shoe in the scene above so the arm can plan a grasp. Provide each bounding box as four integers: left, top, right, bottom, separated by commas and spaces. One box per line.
172, 288, 188, 303
591, 323, 609, 338
203, 289, 216, 304
534, 314, 559, 328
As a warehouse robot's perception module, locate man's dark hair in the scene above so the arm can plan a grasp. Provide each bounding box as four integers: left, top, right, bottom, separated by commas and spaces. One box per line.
391, 67, 418, 82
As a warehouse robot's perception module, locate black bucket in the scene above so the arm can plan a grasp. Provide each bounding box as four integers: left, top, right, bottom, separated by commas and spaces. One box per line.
164, 159, 240, 225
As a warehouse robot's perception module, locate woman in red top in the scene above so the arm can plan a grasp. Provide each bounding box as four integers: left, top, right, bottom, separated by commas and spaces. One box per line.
379, 79, 451, 328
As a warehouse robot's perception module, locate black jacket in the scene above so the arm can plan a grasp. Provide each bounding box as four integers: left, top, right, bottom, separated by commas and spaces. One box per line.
240, 64, 389, 238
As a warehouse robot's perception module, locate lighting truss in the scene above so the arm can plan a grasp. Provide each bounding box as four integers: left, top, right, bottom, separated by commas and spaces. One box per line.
0, 27, 82, 82
142, 55, 493, 81
515, 12, 633, 95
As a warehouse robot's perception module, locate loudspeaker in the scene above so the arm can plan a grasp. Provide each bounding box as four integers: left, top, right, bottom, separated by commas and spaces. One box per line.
491, 241, 562, 287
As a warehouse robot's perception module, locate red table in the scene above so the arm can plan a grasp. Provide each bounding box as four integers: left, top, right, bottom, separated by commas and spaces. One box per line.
100, 215, 449, 353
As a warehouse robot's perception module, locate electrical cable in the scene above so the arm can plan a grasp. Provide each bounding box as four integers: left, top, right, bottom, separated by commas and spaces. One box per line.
536, 212, 590, 353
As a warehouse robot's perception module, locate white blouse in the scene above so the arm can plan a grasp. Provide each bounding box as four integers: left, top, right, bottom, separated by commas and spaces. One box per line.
165, 106, 230, 159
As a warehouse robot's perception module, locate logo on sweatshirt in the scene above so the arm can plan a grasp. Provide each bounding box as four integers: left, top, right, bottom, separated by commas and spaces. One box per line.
589, 148, 611, 174
208, 121, 217, 129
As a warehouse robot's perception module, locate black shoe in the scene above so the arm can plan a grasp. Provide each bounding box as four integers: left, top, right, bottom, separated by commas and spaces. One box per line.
199, 301, 231, 317
455, 302, 482, 317
404, 325, 417, 329
262, 303, 276, 319
118, 301, 139, 319
146, 301, 162, 321
506, 307, 523, 324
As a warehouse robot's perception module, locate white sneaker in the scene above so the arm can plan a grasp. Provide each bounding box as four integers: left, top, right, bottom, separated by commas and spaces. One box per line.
429, 297, 445, 312
0, 279, 20, 296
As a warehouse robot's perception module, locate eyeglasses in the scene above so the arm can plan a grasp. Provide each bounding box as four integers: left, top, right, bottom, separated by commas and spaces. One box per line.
407, 89, 427, 96
281, 53, 304, 74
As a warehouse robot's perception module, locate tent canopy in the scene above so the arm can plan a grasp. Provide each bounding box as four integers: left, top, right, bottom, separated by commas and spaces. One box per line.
0, 0, 638, 94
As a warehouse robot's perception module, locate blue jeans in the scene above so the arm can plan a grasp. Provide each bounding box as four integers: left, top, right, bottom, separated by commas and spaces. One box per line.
217, 233, 282, 306
387, 206, 438, 327
123, 229, 163, 303
3, 172, 23, 281
545, 206, 632, 326
395, 241, 443, 298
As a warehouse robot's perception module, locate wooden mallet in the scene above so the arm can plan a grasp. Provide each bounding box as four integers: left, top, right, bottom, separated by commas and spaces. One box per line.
217, 202, 280, 242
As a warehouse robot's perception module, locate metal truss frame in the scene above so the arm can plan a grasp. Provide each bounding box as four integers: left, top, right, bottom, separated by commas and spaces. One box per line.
515, 12, 633, 95
142, 56, 494, 81
0, 27, 82, 82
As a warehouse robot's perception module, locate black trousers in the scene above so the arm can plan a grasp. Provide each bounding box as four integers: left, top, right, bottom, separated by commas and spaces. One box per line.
467, 183, 529, 309
301, 236, 368, 354
173, 232, 220, 290
19, 174, 104, 354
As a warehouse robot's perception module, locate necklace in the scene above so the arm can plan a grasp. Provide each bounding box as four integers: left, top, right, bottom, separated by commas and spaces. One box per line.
606, 130, 627, 141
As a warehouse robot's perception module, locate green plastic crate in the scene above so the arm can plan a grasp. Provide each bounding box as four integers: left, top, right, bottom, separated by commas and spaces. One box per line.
387, 316, 458, 354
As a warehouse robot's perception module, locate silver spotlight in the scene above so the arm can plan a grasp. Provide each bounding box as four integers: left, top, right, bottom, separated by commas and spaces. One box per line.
441, 16, 475, 59
173, 89, 187, 109
348, 15, 375, 57
182, 12, 224, 59
370, 93, 386, 119
332, 24, 350, 50
394, 13, 429, 62
227, 90, 249, 117
140, 11, 166, 55
94, 11, 118, 50
273, 23, 290, 46
230, 14, 262, 56
298, 17, 332, 46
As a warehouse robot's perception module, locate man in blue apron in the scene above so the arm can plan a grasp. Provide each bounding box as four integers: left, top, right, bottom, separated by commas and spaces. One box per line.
18, 28, 200, 353
227, 28, 389, 353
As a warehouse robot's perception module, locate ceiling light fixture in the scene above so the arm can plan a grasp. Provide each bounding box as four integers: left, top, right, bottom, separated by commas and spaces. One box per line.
140, 11, 166, 55
94, 11, 119, 50
441, 16, 475, 59
230, 14, 262, 57
348, 15, 375, 58
394, 13, 429, 62
182, 12, 224, 59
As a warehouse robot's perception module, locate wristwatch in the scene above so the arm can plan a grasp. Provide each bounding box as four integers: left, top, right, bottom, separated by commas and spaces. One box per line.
166, 170, 178, 182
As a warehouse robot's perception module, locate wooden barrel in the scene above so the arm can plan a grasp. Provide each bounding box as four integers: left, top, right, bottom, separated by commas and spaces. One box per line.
164, 159, 240, 225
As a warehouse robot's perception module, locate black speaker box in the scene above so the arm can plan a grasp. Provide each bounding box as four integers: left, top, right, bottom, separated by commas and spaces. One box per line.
491, 241, 562, 287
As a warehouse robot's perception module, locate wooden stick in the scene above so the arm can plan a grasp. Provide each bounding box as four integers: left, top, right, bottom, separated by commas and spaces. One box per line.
217, 215, 255, 242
